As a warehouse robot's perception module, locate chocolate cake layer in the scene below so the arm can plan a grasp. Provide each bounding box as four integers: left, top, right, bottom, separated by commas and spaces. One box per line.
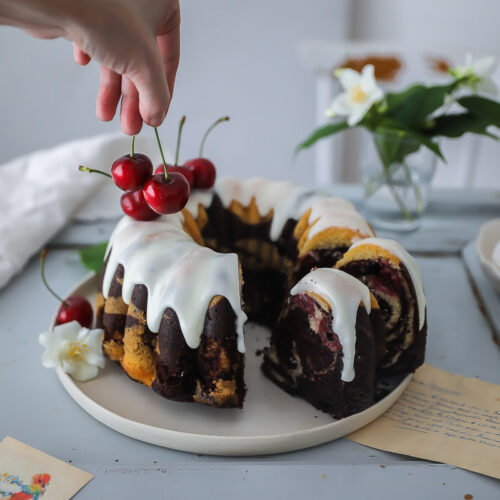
262, 294, 376, 419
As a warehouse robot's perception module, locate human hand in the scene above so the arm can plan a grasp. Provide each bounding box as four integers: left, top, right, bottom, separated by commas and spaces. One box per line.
0, 0, 180, 134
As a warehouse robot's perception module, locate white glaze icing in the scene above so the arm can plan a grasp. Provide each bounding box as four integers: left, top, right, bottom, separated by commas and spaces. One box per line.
349, 237, 426, 329
102, 214, 247, 353
103, 177, 371, 357
306, 208, 375, 241
290, 268, 372, 382
186, 176, 358, 241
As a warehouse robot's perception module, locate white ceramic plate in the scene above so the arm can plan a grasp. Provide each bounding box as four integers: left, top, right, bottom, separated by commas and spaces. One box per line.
55, 274, 411, 456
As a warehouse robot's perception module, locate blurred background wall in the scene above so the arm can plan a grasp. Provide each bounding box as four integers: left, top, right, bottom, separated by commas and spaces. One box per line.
0, 0, 498, 187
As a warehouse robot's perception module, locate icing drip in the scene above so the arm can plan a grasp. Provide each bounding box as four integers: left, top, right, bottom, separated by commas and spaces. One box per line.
102, 214, 247, 353
290, 268, 372, 382
350, 237, 426, 329
306, 208, 375, 240
186, 177, 359, 241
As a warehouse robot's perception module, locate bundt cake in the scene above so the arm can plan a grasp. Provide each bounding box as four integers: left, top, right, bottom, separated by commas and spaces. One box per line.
96, 177, 426, 416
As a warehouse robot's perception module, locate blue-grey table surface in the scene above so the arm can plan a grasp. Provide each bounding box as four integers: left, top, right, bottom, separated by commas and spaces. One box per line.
1, 185, 499, 499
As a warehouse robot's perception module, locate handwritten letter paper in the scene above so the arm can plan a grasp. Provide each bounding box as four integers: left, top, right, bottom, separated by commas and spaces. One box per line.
347, 364, 500, 479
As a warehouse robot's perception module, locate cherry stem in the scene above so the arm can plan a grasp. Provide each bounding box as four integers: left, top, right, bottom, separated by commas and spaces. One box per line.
78, 165, 112, 178
154, 127, 168, 180
175, 115, 186, 166
199, 116, 229, 157
131, 136, 135, 158
40, 248, 67, 306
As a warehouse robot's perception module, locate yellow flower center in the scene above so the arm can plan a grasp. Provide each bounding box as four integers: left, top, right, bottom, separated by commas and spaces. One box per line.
65, 342, 88, 361
349, 84, 367, 104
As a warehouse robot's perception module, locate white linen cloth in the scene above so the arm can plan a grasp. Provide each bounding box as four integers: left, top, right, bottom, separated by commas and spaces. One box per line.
0, 132, 163, 289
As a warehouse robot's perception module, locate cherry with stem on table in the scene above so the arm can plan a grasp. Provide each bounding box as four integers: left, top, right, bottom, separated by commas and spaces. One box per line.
40, 248, 94, 328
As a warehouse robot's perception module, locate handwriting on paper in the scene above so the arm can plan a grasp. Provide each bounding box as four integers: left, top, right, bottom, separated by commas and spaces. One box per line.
347, 364, 500, 479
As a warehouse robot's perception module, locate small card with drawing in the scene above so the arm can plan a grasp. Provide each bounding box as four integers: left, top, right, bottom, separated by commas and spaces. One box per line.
0, 437, 92, 499
347, 364, 500, 479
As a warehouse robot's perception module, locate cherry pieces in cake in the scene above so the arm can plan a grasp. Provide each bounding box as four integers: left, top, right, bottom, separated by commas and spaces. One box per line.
121, 188, 160, 221
56, 295, 94, 328
143, 172, 190, 215
154, 164, 194, 188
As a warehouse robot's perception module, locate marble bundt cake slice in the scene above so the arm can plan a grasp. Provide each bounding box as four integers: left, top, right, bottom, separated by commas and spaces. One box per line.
336, 237, 427, 374
262, 268, 386, 419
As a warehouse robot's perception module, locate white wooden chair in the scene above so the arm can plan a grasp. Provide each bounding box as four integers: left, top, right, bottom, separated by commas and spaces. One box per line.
298, 39, 499, 188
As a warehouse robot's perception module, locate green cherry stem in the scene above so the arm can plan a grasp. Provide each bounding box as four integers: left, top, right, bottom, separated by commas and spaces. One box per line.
40, 248, 67, 306
78, 165, 111, 178
131, 135, 135, 158
199, 116, 229, 157
175, 115, 186, 166
154, 127, 168, 180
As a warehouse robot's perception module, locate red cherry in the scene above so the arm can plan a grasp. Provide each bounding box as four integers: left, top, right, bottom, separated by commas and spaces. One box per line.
121, 188, 160, 221
143, 172, 190, 214
184, 158, 216, 188
111, 153, 153, 191
56, 296, 94, 328
154, 164, 194, 188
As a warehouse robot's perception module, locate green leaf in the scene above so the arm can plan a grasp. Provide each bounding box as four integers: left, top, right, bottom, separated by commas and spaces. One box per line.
385, 83, 455, 128
77, 242, 108, 273
458, 96, 500, 127
428, 113, 500, 139
295, 121, 349, 155
372, 126, 444, 169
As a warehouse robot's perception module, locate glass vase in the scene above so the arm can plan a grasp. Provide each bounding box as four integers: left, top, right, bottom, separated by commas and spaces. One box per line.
361, 133, 438, 232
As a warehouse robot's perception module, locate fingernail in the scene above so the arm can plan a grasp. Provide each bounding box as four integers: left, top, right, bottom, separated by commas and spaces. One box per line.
150, 109, 167, 127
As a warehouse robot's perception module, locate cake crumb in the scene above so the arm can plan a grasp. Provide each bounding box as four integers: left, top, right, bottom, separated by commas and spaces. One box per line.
380, 465, 386, 469
321, 474, 327, 479
464, 495, 473, 500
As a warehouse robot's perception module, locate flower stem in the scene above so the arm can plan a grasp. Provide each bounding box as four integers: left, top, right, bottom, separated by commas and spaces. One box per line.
199, 116, 229, 157
383, 169, 414, 222
175, 115, 186, 166
78, 166, 111, 178
131, 136, 135, 158
154, 127, 168, 180
402, 160, 424, 213
40, 248, 67, 306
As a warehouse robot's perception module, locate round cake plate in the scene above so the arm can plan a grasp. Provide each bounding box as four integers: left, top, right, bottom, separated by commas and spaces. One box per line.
55, 274, 411, 456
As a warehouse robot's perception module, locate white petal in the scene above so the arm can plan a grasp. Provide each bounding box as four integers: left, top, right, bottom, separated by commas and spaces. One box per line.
62, 359, 77, 375
338, 69, 361, 91
85, 351, 107, 368
476, 78, 498, 96
472, 56, 496, 77
41, 350, 58, 368
348, 102, 372, 126
329, 93, 353, 116
39, 331, 50, 348
72, 362, 99, 382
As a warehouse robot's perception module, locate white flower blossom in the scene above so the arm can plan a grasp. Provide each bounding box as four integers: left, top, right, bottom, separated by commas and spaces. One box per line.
327, 64, 384, 126
39, 321, 106, 382
451, 53, 498, 95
